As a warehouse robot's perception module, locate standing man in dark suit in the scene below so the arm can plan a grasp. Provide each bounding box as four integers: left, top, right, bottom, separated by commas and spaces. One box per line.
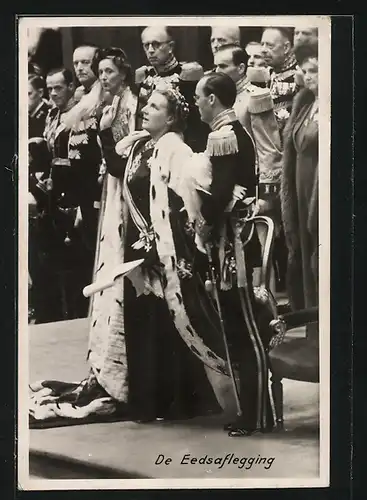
194, 72, 274, 437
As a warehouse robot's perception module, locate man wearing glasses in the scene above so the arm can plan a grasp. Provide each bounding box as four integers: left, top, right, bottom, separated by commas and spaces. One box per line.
135, 26, 209, 152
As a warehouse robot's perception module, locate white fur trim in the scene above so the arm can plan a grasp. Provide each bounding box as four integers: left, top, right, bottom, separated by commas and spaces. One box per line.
149, 134, 226, 374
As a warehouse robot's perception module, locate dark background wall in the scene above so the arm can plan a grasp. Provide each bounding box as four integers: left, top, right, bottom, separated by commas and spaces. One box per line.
31, 26, 264, 78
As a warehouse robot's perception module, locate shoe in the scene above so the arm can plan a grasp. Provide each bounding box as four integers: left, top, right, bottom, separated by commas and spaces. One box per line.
228, 428, 255, 437
74, 374, 110, 407
133, 418, 155, 424
223, 422, 235, 431
228, 426, 273, 437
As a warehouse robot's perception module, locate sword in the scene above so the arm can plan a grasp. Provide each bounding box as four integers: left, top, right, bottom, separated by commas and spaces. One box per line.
205, 242, 242, 417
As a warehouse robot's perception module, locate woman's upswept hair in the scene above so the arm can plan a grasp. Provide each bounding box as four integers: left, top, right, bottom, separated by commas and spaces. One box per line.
92, 46, 136, 94
153, 84, 190, 134
294, 44, 318, 66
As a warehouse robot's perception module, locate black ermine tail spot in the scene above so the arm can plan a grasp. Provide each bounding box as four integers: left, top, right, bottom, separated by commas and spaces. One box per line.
190, 345, 201, 357
108, 316, 110, 325
93, 320, 97, 327
186, 325, 194, 336
162, 210, 165, 219
115, 299, 123, 307
175, 292, 182, 304
96, 262, 105, 273
155, 232, 160, 241
162, 274, 168, 289
118, 224, 123, 238
100, 235, 105, 242
151, 185, 156, 200
100, 290, 103, 296
171, 256, 175, 269
167, 172, 171, 183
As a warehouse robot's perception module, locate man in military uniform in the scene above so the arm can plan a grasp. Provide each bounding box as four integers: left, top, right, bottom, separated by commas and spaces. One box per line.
261, 27, 300, 293
136, 26, 209, 152
245, 41, 267, 69
32, 67, 91, 322
194, 72, 274, 437
69, 44, 103, 258
28, 73, 51, 322
261, 27, 300, 136
214, 45, 282, 205
28, 74, 52, 197
28, 74, 50, 139
213, 44, 283, 295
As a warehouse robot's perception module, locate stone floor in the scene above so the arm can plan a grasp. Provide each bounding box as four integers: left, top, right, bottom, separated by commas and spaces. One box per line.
21, 316, 324, 488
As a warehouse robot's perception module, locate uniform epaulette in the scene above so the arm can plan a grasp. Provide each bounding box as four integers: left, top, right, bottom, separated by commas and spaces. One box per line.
179, 61, 204, 82
247, 86, 274, 114
206, 125, 239, 157
246, 66, 270, 84
135, 65, 154, 84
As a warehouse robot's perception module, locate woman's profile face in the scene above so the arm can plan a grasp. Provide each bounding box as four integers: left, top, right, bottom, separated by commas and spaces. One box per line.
98, 58, 125, 95
301, 58, 318, 95
141, 91, 172, 136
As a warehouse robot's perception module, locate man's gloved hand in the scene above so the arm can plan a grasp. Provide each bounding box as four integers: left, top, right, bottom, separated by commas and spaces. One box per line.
232, 184, 247, 201
100, 95, 121, 131
195, 214, 213, 244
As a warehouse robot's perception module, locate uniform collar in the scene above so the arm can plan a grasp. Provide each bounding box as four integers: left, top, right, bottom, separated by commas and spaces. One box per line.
29, 101, 45, 118
49, 97, 75, 118
152, 55, 180, 76
236, 75, 250, 95
210, 108, 237, 131
272, 52, 298, 75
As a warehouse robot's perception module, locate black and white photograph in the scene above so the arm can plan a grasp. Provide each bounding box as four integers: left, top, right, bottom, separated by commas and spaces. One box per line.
18, 15, 330, 489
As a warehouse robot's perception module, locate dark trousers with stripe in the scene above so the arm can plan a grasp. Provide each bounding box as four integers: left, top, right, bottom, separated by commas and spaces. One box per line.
220, 269, 274, 432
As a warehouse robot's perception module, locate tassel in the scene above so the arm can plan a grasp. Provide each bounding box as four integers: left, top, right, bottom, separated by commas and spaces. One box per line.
64, 233, 71, 245
248, 88, 274, 114
206, 126, 239, 157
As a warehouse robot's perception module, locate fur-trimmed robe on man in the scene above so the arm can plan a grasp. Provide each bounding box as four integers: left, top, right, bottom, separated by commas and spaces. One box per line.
280, 88, 318, 312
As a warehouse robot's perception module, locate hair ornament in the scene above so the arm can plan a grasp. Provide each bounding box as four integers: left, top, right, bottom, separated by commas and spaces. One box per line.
154, 78, 190, 118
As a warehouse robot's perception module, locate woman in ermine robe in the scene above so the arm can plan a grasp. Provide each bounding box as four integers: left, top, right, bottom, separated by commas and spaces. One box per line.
29, 78, 225, 423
